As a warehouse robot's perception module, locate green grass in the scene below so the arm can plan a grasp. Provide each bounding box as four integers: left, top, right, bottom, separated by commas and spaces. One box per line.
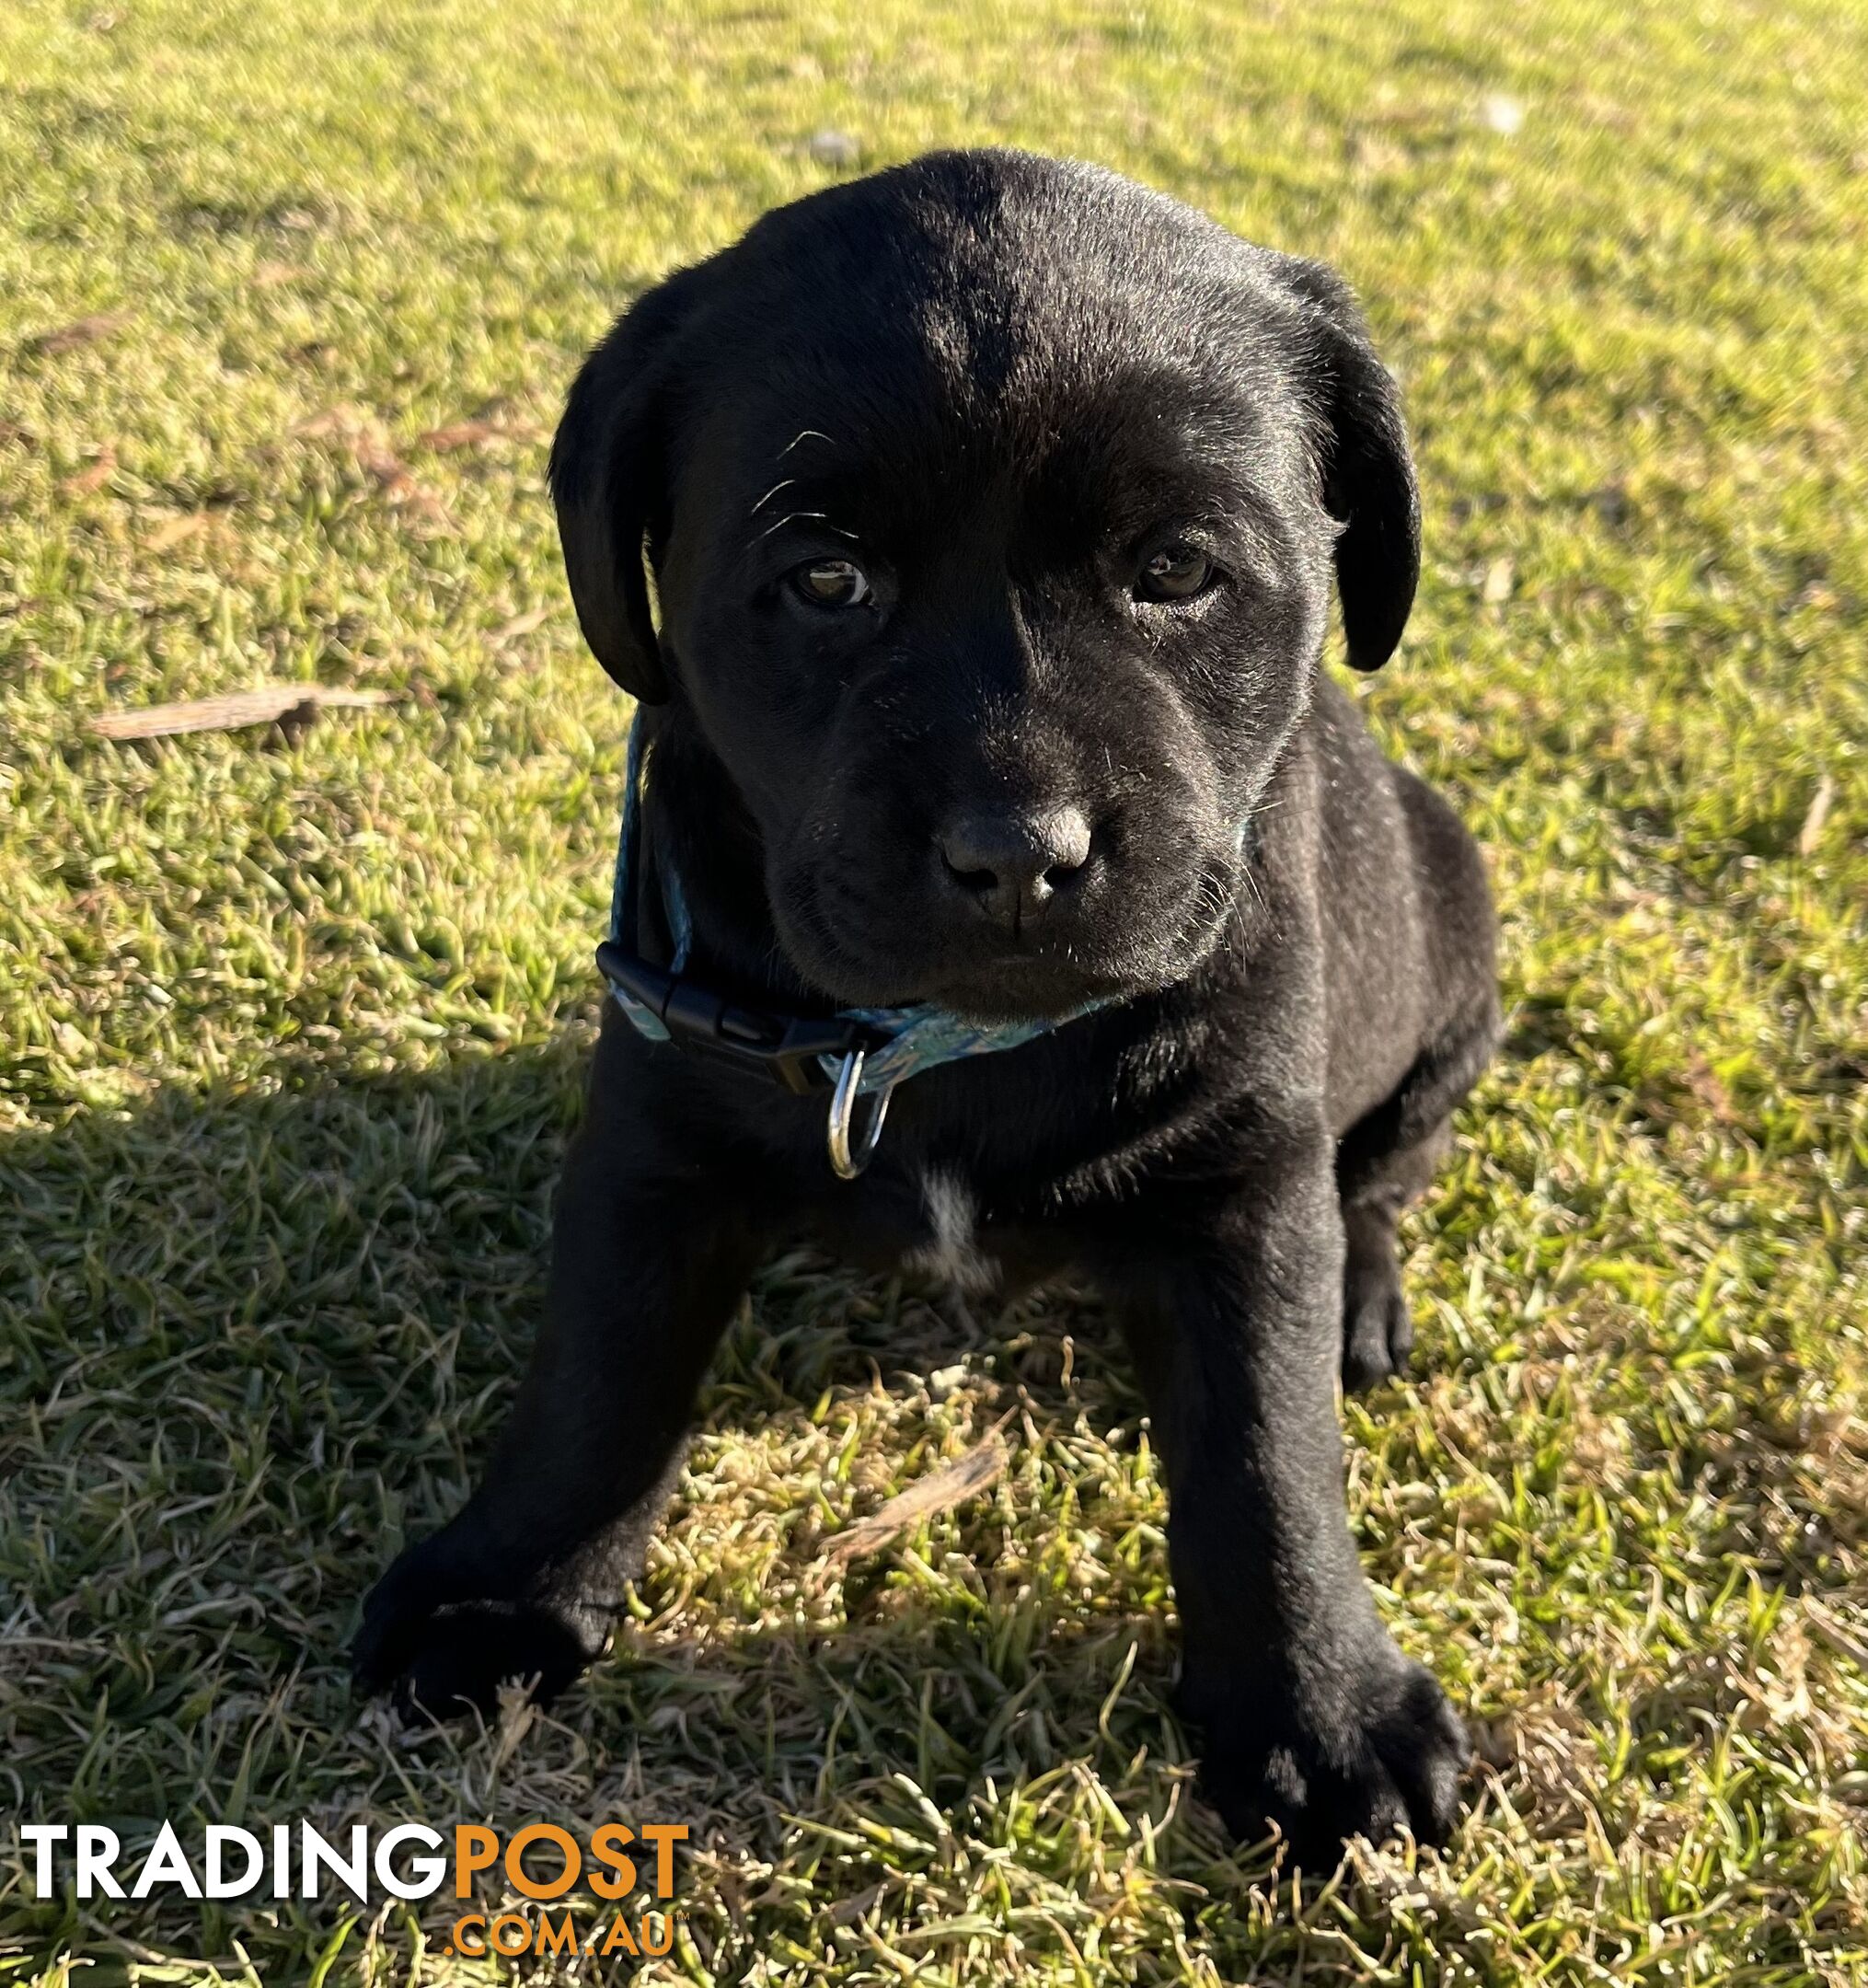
3, 0, 1866, 1980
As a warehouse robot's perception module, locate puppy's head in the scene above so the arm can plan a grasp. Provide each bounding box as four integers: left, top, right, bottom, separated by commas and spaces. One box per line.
552, 151, 1418, 1021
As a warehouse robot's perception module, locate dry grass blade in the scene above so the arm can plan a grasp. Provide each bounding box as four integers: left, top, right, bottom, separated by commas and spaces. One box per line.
1800, 771, 1836, 855
143, 512, 214, 551
491, 606, 552, 643
23, 311, 125, 357
294, 404, 455, 526
58, 445, 117, 497
418, 419, 493, 450
416, 406, 543, 452
88, 685, 395, 740
293, 403, 378, 442
294, 402, 403, 479
825, 1428, 1010, 1566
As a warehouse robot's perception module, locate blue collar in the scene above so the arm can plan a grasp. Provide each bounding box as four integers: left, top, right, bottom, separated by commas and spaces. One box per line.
594, 712, 1113, 1175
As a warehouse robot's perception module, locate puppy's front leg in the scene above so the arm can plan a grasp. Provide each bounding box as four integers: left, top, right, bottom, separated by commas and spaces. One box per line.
1117, 1124, 1470, 1861
352, 1097, 764, 1717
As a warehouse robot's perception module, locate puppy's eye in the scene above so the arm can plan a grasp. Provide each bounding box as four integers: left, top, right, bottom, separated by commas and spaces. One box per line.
789, 558, 873, 608
1136, 542, 1216, 603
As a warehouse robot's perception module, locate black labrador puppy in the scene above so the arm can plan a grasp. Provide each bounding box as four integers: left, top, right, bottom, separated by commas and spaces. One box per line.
355, 149, 1500, 1862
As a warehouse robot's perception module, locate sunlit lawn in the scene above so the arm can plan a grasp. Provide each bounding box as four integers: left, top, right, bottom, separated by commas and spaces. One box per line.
2, 0, 1865, 1981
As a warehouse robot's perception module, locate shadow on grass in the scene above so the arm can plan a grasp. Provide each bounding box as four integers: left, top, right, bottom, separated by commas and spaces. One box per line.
1, 1035, 1233, 1972
14, 1033, 1859, 1982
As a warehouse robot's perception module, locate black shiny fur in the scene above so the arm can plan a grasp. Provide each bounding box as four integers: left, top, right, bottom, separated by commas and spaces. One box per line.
353, 151, 1500, 1865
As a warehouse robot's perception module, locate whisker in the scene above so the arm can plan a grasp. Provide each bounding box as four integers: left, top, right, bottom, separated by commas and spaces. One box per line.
753, 510, 863, 546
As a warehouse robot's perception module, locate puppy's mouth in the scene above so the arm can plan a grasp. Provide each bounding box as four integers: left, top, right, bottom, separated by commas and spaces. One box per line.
774, 849, 1241, 1025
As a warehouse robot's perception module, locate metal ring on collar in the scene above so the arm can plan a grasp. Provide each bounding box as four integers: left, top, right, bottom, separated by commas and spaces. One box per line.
826, 1047, 893, 1180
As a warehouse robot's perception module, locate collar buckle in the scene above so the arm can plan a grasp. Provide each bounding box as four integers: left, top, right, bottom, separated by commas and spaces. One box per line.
596, 941, 870, 1095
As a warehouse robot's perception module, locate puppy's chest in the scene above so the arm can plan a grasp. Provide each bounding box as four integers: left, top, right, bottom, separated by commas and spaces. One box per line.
814, 1163, 1028, 1299
903, 1167, 1004, 1297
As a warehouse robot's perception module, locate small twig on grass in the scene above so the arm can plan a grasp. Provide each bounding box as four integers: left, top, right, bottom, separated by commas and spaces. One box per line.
23, 311, 126, 358
825, 1422, 1011, 1566
490, 605, 552, 644
417, 415, 543, 452
1799, 772, 1835, 856
89, 684, 396, 741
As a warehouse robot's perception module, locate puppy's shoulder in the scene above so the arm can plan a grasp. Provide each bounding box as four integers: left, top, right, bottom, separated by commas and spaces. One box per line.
1301, 674, 1407, 826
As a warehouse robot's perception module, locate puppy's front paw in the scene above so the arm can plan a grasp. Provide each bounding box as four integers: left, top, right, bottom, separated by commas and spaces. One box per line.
1196, 1651, 1470, 1865
352, 1533, 606, 1719
1341, 1216, 1414, 1392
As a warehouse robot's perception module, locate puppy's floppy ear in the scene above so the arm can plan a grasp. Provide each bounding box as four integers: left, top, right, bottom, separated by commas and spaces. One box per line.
1276, 259, 1421, 672
548, 261, 712, 702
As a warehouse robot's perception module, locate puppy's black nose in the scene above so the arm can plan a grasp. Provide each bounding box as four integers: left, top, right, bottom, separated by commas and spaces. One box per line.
939, 806, 1094, 930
